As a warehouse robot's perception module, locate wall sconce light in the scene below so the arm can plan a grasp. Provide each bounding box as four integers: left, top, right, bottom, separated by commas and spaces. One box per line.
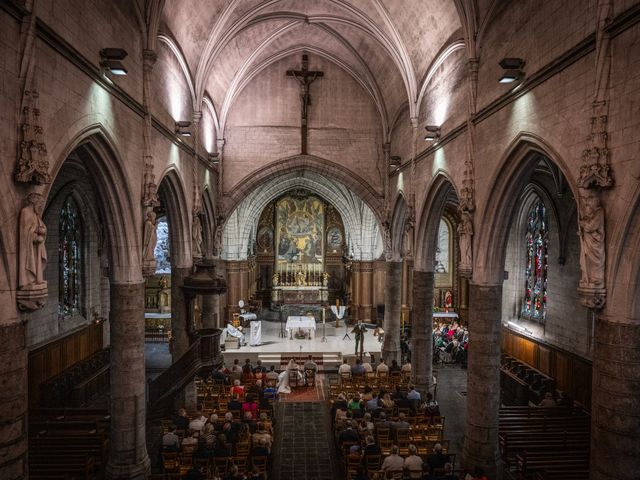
499, 58, 525, 83
175, 121, 192, 137
389, 156, 401, 168
208, 152, 219, 166
99, 48, 128, 76
424, 125, 440, 142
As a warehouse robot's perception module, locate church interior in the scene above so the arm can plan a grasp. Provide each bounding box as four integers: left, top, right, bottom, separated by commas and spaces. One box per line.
1, 0, 639, 479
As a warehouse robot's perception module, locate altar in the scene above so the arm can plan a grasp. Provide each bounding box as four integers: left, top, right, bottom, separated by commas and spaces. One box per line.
272, 285, 328, 304
285, 315, 317, 339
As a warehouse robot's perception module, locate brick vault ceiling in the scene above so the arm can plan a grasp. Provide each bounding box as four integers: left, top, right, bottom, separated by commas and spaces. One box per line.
160, 0, 468, 136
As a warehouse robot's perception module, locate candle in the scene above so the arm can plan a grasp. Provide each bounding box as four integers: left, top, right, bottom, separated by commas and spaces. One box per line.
322, 307, 325, 324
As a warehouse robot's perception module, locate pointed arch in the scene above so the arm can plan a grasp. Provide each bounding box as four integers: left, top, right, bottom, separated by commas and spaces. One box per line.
474, 133, 578, 285
158, 168, 192, 268
415, 173, 460, 271
46, 126, 141, 284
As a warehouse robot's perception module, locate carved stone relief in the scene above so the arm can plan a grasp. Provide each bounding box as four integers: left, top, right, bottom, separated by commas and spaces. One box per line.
17, 192, 48, 310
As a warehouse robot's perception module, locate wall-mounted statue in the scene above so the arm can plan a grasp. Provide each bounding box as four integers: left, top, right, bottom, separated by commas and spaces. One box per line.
192, 213, 203, 260
458, 210, 473, 274
578, 189, 605, 290
142, 210, 157, 276
17, 192, 48, 310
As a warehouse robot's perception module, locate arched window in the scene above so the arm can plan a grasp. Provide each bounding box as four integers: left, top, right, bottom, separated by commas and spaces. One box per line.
435, 219, 450, 273
59, 196, 81, 316
522, 199, 548, 321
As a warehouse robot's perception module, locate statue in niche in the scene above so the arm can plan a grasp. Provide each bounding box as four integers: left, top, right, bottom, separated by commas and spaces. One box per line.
296, 267, 307, 287
192, 213, 203, 259
578, 189, 605, 289
214, 221, 224, 257
142, 210, 157, 275
17, 193, 48, 310
18, 192, 47, 287
402, 221, 413, 258
322, 271, 330, 287
157, 275, 171, 312
272, 272, 279, 286
458, 210, 473, 270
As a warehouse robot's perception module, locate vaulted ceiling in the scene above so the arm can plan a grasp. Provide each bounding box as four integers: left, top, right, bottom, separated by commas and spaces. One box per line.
159, 0, 477, 138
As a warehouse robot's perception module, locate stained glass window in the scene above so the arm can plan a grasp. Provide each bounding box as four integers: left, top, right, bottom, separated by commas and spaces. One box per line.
522, 199, 548, 321
435, 219, 449, 273
59, 196, 81, 316
155, 218, 171, 274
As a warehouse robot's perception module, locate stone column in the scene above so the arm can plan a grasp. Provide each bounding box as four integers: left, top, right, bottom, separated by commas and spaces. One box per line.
382, 261, 402, 364
351, 262, 361, 321
463, 283, 502, 478
412, 270, 434, 393
225, 261, 241, 322
171, 266, 191, 360
0, 322, 27, 480
360, 261, 374, 321
591, 315, 640, 480
106, 282, 150, 479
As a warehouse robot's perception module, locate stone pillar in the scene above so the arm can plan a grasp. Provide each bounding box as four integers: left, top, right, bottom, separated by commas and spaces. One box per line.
351, 262, 361, 321
463, 283, 502, 479
360, 261, 374, 321
106, 282, 150, 479
171, 267, 191, 360
373, 260, 386, 323
412, 270, 434, 393
591, 315, 640, 480
226, 261, 241, 322
0, 322, 27, 480
382, 261, 402, 364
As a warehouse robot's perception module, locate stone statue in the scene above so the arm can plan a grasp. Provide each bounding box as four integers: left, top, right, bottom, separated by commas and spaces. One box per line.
382, 220, 392, 260
272, 272, 279, 286
17, 193, 48, 310
458, 210, 473, 270
296, 268, 307, 287
18, 192, 47, 288
214, 222, 224, 257
142, 210, 157, 274
402, 221, 413, 258
578, 189, 605, 289
192, 214, 203, 259
322, 271, 329, 287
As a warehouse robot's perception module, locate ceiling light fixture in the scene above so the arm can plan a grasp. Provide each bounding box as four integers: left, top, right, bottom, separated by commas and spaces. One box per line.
100, 48, 128, 76
424, 125, 440, 142
499, 58, 525, 83
208, 152, 219, 166
389, 156, 401, 168
175, 121, 192, 137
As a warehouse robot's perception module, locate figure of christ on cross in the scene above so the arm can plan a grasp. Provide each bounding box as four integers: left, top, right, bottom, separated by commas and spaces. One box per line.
286, 54, 324, 155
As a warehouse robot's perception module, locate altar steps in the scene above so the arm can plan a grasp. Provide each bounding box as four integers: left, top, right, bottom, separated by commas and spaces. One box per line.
258, 353, 342, 373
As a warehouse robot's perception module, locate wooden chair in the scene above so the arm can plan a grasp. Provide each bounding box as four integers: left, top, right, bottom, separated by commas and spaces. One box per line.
305, 369, 316, 387
251, 455, 268, 476
213, 457, 229, 477
365, 454, 381, 474
289, 370, 301, 389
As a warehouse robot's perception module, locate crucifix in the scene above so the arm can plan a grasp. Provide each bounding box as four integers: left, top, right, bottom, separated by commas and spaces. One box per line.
286, 54, 324, 155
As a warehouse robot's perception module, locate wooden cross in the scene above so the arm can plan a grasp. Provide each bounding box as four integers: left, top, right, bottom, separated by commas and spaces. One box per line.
286, 54, 324, 155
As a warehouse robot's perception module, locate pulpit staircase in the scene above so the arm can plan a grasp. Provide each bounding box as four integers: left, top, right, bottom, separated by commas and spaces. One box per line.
146, 328, 222, 418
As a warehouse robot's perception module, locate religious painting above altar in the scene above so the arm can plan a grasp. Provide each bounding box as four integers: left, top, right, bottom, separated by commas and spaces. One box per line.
276, 195, 324, 265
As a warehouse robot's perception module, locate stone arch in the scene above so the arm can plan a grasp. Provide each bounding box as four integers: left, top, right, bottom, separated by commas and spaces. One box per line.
158, 168, 192, 268
474, 133, 578, 285
415, 173, 460, 272
607, 184, 640, 319
224, 154, 384, 222
223, 165, 383, 261
45, 127, 141, 284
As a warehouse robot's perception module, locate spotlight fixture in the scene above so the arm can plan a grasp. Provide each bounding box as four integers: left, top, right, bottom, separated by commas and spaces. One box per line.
99, 48, 128, 76
208, 152, 220, 166
175, 120, 192, 137
498, 58, 525, 83
389, 156, 401, 168
424, 125, 440, 142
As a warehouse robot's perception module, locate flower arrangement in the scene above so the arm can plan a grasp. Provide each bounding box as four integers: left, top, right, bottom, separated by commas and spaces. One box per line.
294, 328, 308, 340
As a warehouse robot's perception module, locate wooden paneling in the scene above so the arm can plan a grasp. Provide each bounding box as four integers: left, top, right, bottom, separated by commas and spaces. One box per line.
28, 323, 104, 406
501, 327, 592, 409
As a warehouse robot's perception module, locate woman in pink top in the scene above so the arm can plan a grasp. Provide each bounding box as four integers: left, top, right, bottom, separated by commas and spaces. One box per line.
241, 393, 259, 419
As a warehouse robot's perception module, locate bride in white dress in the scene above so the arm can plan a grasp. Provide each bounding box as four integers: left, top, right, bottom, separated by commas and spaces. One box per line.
277, 359, 304, 394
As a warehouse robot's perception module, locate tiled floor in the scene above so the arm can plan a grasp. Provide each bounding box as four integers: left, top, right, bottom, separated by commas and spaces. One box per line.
272, 402, 343, 480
